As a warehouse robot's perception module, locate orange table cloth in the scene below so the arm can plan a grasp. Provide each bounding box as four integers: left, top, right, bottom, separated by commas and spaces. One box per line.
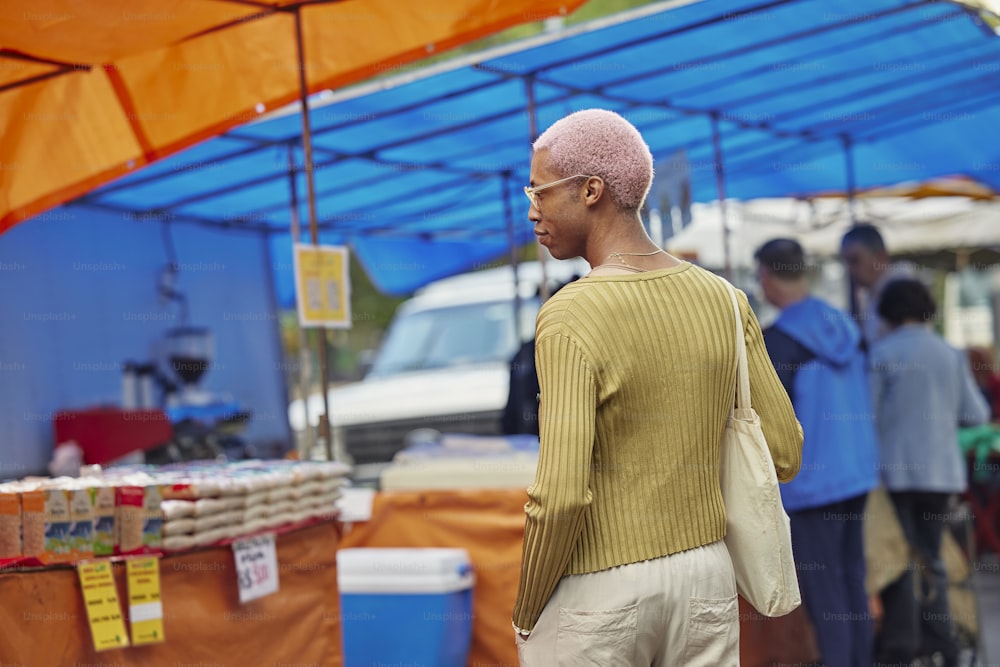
339, 488, 819, 667
0, 520, 343, 666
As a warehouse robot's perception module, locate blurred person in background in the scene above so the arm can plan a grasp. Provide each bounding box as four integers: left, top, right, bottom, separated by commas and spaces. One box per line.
840, 224, 913, 347
869, 278, 989, 667
502, 276, 579, 436
966, 345, 1000, 421
512, 108, 803, 666
755, 238, 879, 667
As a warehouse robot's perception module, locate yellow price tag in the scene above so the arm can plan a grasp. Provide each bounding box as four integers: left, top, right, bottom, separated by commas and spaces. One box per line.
126, 556, 165, 645
77, 561, 130, 651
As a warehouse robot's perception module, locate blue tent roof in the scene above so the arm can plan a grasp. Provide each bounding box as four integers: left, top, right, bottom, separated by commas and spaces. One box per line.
70, 0, 1000, 297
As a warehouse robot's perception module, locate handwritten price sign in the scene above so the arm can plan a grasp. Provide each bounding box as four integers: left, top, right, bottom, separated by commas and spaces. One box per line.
231, 534, 279, 603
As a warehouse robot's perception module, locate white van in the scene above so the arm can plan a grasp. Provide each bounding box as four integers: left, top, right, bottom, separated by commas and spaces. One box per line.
287, 258, 589, 467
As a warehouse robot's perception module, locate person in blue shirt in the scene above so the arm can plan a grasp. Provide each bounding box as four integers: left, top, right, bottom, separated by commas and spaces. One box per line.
755, 238, 879, 667
869, 278, 989, 667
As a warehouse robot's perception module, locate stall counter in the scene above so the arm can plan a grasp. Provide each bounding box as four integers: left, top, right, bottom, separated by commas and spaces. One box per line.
0, 520, 343, 666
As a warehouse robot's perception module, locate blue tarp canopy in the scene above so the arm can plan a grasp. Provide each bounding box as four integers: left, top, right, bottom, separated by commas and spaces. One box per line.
69, 0, 1000, 296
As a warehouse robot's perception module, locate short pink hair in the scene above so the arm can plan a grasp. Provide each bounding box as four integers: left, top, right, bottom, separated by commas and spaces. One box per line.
534, 109, 654, 210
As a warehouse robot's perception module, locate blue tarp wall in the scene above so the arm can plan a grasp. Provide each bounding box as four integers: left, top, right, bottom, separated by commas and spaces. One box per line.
0, 210, 290, 476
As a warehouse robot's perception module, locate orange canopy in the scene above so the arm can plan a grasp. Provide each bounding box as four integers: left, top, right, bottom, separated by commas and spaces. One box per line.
0, 0, 584, 233
813, 175, 999, 201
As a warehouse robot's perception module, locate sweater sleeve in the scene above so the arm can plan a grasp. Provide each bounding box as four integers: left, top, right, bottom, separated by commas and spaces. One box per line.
742, 295, 803, 482
512, 332, 595, 631
868, 346, 887, 426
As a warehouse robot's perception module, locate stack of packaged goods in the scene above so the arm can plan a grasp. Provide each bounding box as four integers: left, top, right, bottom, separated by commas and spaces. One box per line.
0, 460, 349, 566
151, 461, 348, 552
0, 475, 158, 565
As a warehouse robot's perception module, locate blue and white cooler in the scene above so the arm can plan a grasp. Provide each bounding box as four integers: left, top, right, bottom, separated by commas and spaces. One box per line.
336, 547, 475, 667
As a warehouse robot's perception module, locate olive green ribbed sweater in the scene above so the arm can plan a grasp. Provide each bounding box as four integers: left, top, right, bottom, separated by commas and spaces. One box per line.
513, 262, 803, 631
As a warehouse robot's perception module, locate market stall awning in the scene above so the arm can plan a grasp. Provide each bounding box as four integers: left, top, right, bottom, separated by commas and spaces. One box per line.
0, 0, 584, 232
34, 0, 1000, 295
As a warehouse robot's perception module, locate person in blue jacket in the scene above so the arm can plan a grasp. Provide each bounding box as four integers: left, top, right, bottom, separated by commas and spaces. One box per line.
755, 238, 880, 667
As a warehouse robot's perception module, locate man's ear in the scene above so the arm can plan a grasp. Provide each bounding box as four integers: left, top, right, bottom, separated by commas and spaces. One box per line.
583, 176, 605, 207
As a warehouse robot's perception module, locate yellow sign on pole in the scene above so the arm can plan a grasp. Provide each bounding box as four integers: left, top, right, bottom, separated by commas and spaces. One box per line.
77, 560, 130, 651
292, 244, 351, 329
126, 556, 165, 645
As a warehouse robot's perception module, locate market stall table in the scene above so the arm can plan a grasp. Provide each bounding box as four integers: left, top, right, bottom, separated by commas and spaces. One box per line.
0, 520, 343, 666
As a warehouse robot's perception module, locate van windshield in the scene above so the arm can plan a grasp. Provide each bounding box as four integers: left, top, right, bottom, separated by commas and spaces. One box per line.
368, 300, 539, 377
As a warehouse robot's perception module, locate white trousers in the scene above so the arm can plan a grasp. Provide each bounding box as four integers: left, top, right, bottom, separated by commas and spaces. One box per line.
516, 540, 739, 667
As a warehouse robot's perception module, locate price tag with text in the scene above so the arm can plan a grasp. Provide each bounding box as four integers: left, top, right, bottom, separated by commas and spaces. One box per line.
77, 561, 130, 651
232, 533, 279, 603
126, 556, 165, 645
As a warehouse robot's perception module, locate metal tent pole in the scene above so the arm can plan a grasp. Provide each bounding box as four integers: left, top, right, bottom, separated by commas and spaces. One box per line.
287, 143, 316, 459
842, 134, 858, 225
295, 8, 333, 461
502, 171, 524, 344
841, 133, 862, 323
710, 112, 732, 281
525, 76, 550, 301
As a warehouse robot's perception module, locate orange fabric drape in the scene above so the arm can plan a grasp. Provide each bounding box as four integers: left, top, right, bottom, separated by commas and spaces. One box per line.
0, 520, 343, 666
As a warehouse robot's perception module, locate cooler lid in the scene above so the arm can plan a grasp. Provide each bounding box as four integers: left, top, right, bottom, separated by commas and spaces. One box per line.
337, 547, 475, 594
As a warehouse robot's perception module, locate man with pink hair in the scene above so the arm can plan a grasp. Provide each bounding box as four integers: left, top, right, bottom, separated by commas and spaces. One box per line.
512, 109, 802, 665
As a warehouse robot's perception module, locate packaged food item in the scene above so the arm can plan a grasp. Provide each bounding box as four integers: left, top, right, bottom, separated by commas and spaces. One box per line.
116, 485, 144, 555
244, 504, 269, 522
142, 484, 163, 553
193, 509, 243, 533
0, 483, 21, 559
116, 482, 162, 555
19, 484, 45, 559
195, 496, 243, 514
241, 491, 270, 508
192, 525, 231, 547
162, 533, 196, 552
287, 480, 323, 500
16, 480, 75, 564
87, 482, 116, 557
66, 483, 94, 561
160, 500, 196, 521
264, 510, 298, 528
162, 518, 196, 536
267, 486, 296, 503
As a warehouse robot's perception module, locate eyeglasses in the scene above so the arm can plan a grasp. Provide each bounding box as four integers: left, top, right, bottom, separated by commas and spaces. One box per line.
523, 174, 592, 210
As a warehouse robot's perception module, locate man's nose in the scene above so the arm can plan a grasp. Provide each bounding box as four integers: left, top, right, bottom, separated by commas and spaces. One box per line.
528, 206, 541, 223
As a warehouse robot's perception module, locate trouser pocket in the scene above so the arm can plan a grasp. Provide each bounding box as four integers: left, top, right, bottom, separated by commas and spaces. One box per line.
681, 595, 739, 667
555, 603, 638, 667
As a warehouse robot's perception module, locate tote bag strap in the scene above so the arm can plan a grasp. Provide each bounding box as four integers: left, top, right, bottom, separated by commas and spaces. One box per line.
726, 283, 752, 411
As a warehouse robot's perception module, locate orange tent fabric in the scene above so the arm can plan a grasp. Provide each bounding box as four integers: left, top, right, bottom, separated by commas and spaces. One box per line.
0, 0, 584, 233
813, 175, 999, 201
